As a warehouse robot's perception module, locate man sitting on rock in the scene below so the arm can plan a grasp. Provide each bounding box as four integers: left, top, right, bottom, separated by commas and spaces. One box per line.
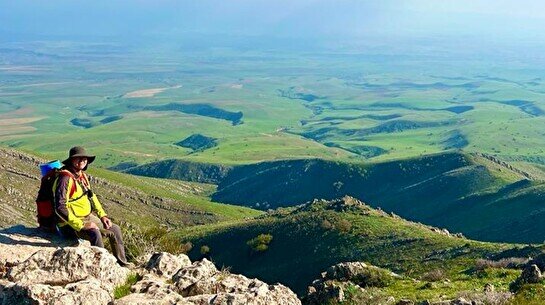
54, 146, 131, 267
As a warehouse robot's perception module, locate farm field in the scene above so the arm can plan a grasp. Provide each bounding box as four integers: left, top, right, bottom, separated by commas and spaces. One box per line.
1, 41, 545, 169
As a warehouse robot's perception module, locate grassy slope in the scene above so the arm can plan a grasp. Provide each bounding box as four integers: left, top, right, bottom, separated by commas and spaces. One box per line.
91, 168, 260, 220
0, 148, 260, 230
124, 151, 545, 243
173, 197, 520, 301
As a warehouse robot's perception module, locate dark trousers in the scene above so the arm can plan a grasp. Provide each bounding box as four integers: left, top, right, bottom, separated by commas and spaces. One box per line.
60, 214, 128, 264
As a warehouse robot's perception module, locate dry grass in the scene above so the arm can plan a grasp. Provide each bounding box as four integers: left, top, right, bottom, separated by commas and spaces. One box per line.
457, 290, 513, 305
421, 269, 447, 282
475, 258, 530, 270
0, 115, 44, 137
123, 85, 181, 98
0, 126, 36, 136
0, 117, 45, 126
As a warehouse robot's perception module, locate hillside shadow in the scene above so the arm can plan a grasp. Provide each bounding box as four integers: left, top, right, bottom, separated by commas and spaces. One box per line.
0, 225, 77, 247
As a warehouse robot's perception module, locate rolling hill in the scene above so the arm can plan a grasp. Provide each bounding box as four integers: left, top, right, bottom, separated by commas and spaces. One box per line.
118, 151, 545, 243
173, 196, 539, 303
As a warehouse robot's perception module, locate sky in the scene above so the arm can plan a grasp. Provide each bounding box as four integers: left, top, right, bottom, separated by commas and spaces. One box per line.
2, 0, 545, 47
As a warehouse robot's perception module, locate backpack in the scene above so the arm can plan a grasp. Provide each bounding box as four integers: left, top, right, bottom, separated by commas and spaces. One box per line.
36, 168, 76, 232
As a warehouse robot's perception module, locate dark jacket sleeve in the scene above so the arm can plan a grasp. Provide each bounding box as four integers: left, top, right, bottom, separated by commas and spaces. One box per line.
54, 175, 70, 220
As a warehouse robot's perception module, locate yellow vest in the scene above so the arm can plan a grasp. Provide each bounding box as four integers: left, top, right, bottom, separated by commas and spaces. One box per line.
54, 171, 107, 231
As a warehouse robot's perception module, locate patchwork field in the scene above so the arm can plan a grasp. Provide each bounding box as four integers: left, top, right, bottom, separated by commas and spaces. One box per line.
1, 42, 545, 170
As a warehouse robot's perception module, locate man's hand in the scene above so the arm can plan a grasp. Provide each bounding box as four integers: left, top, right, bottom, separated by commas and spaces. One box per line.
101, 216, 112, 229
83, 222, 99, 230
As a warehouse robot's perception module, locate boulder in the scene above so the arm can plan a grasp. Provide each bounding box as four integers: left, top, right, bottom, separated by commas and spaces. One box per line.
451, 298, 472, 305
185, 286, 300, 305
323, 261, 396, 288
117, 292, 190, 305
131, 274, 176, 295
0, 226, 78, 267
183, 273, 299, 304
520, 264, 542, 284
186, 293, 252, 305
173, 259, 218, 295
510, 263, 543, 292
136, 255, 301, 305
0, 226, 301, 305
325, 262, 369, 281
0, 278, 111, 305
145, 252, 191, 278
7, 246, 129, 291
305, 280, 345, 305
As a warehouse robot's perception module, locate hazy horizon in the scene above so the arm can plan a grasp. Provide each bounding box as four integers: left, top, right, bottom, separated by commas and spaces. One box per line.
2, 0, 545, 52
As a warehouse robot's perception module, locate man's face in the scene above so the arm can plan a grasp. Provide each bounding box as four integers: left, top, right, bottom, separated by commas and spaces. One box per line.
71, 157, 88, 171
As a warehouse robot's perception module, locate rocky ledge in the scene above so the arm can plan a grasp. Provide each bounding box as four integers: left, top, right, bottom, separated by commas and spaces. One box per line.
0, 226, 301, 305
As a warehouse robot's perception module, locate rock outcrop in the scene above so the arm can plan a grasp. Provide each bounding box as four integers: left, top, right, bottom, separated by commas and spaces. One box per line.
305, 261, 397, 305
304, 261, 512, 305
0, 226, 301, 305
121, 251, 301, 305
510, 263, 544, 291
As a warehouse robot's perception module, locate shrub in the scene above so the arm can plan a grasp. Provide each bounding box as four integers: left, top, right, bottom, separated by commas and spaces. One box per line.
321, 219, 334, 230
247, 234, 273, 252
475, 258, 530, 270
352, 267, 395, 288
336, 219, 352, 233
200, 245, 210, 255
421, 269, 446, 282
508, 284, 545, 305
120, 222, 191, 263
120, 223, 166, 262
326, 286, 392, 305
113, 273, 143, 299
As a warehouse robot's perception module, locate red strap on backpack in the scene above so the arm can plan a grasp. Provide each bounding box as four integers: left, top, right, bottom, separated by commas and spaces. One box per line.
57, 170, 77, 197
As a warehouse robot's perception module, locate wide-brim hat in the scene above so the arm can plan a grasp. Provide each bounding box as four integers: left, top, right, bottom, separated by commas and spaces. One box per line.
62, 146, 96, 167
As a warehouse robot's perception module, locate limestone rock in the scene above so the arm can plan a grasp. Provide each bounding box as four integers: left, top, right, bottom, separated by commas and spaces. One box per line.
0, 278, 111, 305
117, 292, 191, 305
145, 252, 191, 278
183, 273, 300, 304
323, 261, 396, 288
131, 274, 175, 295
305, 280, 345, 305
186, 293, 251, 305
7, 246, 129, 291
1, 227, 301, 305
134, 255, 301, 305
451, 298, 472, 305
185, 286, 301, 305
325, 261, 369, 280
0, 226, 77, 267
173, 259, 218, 294
116, 274, 192, 304
305, 261, 400, 305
